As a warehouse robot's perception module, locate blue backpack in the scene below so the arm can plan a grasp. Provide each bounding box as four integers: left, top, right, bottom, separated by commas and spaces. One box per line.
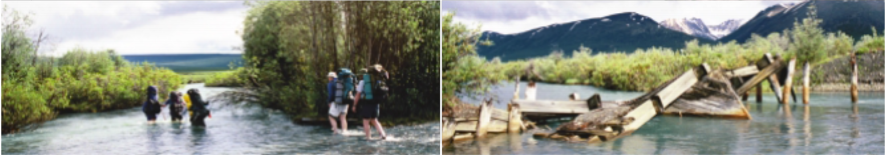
361, 70, 388, 101
335, 68, 355, 104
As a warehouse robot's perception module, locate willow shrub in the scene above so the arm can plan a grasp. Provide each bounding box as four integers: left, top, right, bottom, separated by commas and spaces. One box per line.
2, 49, 181, 134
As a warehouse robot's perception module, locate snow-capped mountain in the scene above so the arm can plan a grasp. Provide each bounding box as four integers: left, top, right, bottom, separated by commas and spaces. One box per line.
708, 19, 745, 39
659, 18, 717, 40
660, 18, 745, 40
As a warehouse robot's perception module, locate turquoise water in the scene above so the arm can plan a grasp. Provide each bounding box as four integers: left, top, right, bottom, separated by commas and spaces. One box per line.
2, 83, 440, 154
447, 82, 884, 154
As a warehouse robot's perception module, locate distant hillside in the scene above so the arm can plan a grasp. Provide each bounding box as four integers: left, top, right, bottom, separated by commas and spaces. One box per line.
123, 54, 243, 72
477, 12, 713, 61
719, 1, 885, 43
660, 18, 718, 40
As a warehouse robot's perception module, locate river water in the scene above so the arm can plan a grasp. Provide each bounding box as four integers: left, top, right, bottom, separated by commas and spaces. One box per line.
2, 83, 440, 154
447, 82, 884, 154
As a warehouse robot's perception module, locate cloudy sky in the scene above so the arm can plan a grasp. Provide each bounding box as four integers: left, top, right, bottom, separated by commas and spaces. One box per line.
3, 1, 248, 56
443, 1, 801, 34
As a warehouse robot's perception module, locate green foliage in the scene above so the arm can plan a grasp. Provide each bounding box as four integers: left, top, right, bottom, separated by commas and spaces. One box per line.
442, 13, 503, 108
789, 5, 826, 64
241, 1, 439, 120
478, 13, 865, 92
1, 6, 181, 133
855, 27, 884, 54
205, 68, 246, 87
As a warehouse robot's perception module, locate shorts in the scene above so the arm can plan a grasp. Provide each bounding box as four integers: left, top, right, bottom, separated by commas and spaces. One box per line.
144, 111, 157, 121
329, 103, 349, 117
359, 101, 379, 119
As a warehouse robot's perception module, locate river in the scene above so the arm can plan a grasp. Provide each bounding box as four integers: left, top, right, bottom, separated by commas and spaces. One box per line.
447, 82, 884, 154
2, 83, 440, 154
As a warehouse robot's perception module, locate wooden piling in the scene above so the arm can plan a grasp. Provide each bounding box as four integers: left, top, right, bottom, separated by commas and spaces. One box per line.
507, 104, 522, 133
782, 59, 796, 104
756, 84, 763, 102
802, 62, 810, 104
851, 53, 858, 103
513, 77, 521, 100
476, 101, 492, 137
742, 92, 749, 101
763, 54, 784, 103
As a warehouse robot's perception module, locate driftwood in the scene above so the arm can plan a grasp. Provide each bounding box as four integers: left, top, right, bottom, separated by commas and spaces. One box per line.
663, 70, 750, 119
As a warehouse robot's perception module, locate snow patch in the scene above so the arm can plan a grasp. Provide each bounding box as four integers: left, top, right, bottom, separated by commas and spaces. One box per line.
601, 18, 610, 22
569, 21, 581, 32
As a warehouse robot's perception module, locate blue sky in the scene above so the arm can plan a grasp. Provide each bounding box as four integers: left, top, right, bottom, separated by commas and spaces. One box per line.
443, 1, 802, 34
3, 1, 248, 55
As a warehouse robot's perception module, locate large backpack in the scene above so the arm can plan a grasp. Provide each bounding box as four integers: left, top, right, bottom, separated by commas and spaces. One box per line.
335, 68, 355, 104
145, 86, 162, 114
361, 69, 389, 101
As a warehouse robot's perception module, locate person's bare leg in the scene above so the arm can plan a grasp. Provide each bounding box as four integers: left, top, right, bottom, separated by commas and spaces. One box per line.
339, 113, 348, 133
362, 119, 372, 139
328, 115, 339, 133
371, 119, 387, 139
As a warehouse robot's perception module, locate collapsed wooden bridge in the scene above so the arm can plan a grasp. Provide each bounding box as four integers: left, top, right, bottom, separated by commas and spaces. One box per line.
443, 53, 798, 143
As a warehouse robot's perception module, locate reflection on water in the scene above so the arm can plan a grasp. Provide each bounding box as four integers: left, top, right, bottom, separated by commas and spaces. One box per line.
2, 83, 440, 154
447, 82, 884, 154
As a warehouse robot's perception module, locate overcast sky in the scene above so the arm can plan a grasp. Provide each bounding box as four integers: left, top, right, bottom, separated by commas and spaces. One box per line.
443, 1, 801, 34
3, 1, 248, 55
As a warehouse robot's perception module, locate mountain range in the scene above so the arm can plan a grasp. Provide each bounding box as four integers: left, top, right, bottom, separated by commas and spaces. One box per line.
476, 1, 884, 61
660, 18, 744, 40
123, 54, 243, 72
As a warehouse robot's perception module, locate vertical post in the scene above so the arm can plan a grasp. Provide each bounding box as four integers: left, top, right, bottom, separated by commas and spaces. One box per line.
756, 83, 763, 102
513, 76, 520, 100
802, 61, 810, 104
742, 92, 749, 101
507, 104, 522, 133
782, 59, 796, 104
476, 101, 492, 137
851, 53, 858, 103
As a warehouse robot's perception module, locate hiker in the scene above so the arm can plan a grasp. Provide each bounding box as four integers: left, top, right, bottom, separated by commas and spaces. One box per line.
187, 89, 210, 127
526, 81, 537, 100
352, 64, 389, 140
165, 92, 185, 122
322, 72, 336, 118
330, 69, 355, 134
142, 86, 164, 123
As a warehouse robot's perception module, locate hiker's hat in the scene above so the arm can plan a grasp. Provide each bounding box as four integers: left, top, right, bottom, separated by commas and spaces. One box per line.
327, 72, 337, 78
373, 64, 383, 72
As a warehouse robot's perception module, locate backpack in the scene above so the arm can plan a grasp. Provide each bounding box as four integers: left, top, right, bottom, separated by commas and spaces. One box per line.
148, 99, 161, 114
361, 69, 389, 101
187, 89, 209, 113
335, 68, 355, 104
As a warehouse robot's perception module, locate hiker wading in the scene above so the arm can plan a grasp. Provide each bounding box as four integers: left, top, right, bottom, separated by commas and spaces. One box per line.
187, 89, 211, 127
165, 92, 185, 122
142, 86, 164, 123
353, 64, 389, 140
330, 69, 355, 134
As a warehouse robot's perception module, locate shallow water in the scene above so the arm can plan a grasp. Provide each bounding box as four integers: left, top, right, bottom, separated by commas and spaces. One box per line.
2, 83, 440, 154
448, 82, 884, 154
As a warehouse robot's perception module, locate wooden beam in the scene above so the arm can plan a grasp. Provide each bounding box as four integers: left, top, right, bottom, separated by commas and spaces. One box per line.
736, 55, 784, 95
782, 59, 796, 104
762, 53, 785, 102
726, 65, 760, 78
475, 101, 492, 137
851, 53, 858, 103
508, 104, 522, 133
442, 118, 456, 142
623, 64, 707, 134
513, 100, 589, 115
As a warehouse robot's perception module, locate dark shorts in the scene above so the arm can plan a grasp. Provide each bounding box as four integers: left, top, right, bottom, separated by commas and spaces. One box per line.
144, 111, 157, 121
358, 100, 379, 119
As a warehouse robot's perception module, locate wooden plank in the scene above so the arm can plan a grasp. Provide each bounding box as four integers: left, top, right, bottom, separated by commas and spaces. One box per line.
442, 119, 456, 141
653, 65, 704, 109
455, 121, 478, 132
508, 104, 522, 133
452, 133, 474, 142
782, 59, 796, 104
514, 100, 589, 114
735, 59, 783, 95
726, 65, 759, 78
621, 100, 658, 133
762, 53, 784, 102
476, 101, 492, 137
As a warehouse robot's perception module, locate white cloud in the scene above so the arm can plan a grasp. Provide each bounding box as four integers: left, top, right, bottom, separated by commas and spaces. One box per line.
444, 1, 801, 34
52, 8, 246, 55
2, 1, 246, 56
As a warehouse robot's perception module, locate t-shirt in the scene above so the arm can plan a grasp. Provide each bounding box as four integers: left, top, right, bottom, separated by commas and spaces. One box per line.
327, 78, 337, 104
356, 80, 365, 93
